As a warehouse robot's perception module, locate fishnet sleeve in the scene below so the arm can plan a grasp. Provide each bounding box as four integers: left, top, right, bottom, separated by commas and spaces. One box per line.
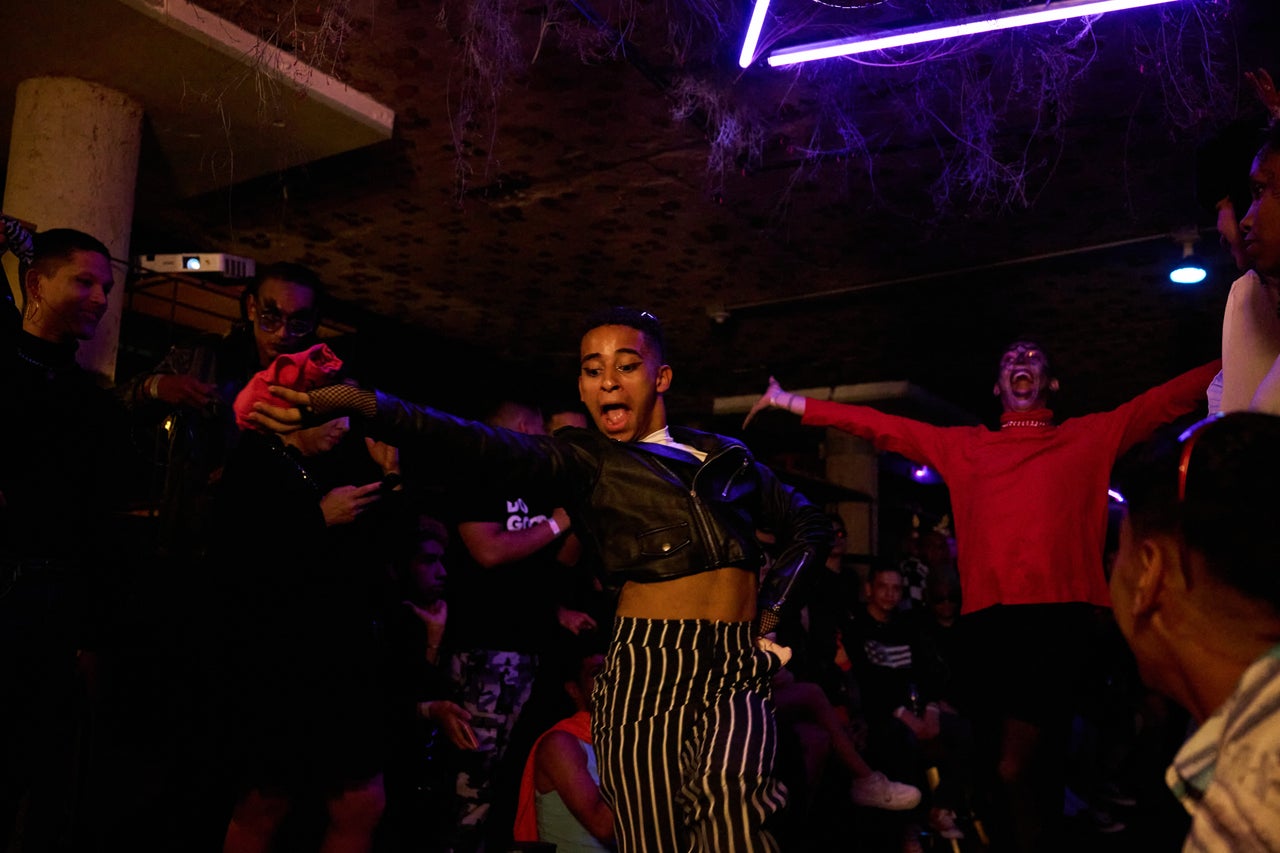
307, 384, 377, 421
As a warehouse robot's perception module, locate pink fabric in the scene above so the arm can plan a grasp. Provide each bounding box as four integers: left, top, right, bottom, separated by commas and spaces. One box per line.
233, 343, 343, 431
803, 360, 1220, 614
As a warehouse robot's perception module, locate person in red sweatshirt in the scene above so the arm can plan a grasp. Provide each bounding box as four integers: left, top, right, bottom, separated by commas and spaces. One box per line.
745, 341, 1220, 853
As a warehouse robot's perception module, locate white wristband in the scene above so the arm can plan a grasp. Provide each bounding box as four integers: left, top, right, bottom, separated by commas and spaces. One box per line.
771, 391, 798, 413
547, 517, 562, 537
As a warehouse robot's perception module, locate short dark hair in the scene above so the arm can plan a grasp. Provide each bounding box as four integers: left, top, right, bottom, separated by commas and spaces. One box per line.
996, 337, 1053, 378
1000, 336, 1050, 361
1115, 411, 1280, 610
582, 306, 666, 363
240, 261, 326, 320
867, 562, 903, 584
414, 513, 449, 548
20, 228, 112, 298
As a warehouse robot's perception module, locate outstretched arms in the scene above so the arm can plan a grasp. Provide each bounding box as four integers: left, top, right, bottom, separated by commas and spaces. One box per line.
249, 382, 380, 432
743, 376, 807, 429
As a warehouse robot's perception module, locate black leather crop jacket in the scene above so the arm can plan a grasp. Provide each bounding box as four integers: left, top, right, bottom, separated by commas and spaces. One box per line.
363, 390, 833, 631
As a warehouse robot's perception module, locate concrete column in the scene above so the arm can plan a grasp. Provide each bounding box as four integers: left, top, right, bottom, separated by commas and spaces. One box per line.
823, 428, 880, 580
3, 76, 142, 383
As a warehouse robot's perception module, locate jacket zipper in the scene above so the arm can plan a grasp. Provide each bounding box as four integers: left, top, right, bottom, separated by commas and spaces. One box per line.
688, 445, 750, 563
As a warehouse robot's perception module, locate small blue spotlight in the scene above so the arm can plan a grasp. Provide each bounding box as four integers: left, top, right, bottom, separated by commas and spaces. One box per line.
1169, 260, 1207, 285
1169, 234, 1206, 285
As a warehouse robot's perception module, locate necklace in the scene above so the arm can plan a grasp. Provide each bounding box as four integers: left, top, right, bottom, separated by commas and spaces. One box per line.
17, 348, 66, 381
1001, 419, 1053, 429
270, 440, 321, 493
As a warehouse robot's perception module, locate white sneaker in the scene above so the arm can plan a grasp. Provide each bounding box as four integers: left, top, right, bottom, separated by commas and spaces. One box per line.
929, 807, 965, 840
850, 771, 922, 810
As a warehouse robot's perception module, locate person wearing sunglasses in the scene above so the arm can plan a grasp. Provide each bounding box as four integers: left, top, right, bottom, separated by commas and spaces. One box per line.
1109, 411, 1280, 852
745, 340, 1220, 853
112, 262, 327, 841
120, 261, 325, 563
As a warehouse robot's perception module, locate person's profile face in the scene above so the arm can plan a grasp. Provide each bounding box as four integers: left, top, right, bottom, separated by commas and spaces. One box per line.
1242, 147, 1280, 277
248, 277, 319, 368
410, 540, 448, 602
571, 653, 606, 711
25, 249, 112, 343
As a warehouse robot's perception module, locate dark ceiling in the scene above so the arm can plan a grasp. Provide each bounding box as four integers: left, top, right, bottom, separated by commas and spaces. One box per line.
24, 0, 1280, 427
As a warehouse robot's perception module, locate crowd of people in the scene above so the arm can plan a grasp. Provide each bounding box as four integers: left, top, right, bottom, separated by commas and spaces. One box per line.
1, 73, 1279, 853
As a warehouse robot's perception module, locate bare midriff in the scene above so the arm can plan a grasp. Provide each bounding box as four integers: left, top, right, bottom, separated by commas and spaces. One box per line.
615, 565, 757, 622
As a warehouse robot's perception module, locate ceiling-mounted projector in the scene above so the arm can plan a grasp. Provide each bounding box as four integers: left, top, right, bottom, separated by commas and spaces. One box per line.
136, 253, 256, 279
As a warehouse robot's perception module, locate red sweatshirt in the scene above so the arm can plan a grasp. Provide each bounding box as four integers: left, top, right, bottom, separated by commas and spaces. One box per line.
802, 361, 1221, 615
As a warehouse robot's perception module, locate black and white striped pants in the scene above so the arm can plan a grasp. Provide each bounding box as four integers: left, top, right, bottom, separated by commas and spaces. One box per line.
592, 617, 787, 853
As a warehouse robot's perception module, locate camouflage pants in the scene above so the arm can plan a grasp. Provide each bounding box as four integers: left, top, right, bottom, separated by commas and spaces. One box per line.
447, 649, 538, 843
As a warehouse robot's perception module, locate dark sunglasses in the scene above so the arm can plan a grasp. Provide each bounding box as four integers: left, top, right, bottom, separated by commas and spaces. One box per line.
255, 307, 317, 337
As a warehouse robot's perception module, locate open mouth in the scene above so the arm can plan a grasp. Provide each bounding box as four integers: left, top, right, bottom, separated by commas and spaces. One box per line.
599, 403, 629, 432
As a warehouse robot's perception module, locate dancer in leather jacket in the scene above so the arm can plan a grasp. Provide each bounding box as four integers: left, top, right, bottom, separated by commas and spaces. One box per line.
248, 306, 831, 853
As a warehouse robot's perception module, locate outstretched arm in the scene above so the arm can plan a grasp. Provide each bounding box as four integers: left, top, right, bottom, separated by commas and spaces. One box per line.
743, 376, 808, 428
